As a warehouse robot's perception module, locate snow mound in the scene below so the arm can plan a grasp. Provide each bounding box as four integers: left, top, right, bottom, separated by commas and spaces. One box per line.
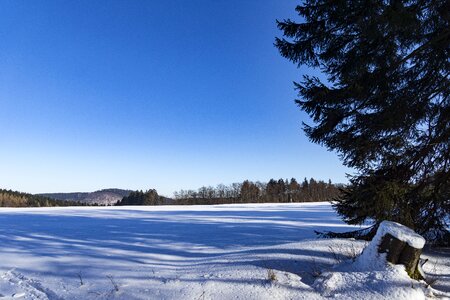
315, 262, 426, 300
313, 220, 428, 300
376, 221, 425, 249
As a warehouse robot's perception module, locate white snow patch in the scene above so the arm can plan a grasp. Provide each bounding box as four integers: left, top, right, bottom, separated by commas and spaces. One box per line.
315, 259, 427, 300
376, 221, 425, 249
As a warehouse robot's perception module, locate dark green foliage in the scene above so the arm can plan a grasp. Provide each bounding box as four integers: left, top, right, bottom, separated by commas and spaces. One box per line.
115, 189, 162, 206
0, 189, 87, 207
315, 224, 379, 241
276, 0, 449, 244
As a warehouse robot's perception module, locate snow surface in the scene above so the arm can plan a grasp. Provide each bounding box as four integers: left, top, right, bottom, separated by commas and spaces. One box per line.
0, 203, 448, 299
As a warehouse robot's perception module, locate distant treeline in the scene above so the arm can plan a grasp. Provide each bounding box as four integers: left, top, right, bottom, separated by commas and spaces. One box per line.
173, 178, 343, 205
0, 189, 89, 207
2, 177, 343, 207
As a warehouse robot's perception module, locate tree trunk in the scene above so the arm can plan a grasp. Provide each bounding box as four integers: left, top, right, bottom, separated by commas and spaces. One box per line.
377, 231, 423, 279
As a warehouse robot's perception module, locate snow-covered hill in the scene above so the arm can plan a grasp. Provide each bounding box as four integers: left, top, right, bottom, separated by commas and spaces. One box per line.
39, 189, 133, 205
0, 203, 447, 299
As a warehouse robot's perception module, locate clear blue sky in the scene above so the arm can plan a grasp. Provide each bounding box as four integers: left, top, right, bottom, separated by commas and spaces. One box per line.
0, 1, 351, 196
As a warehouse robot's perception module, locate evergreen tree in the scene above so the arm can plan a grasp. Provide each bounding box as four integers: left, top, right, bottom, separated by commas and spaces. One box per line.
116, 189, 161, 206
240, 180, 260, 203
265, 179, 279, 202
276, 0, 449, 244
288, 178, 301, 202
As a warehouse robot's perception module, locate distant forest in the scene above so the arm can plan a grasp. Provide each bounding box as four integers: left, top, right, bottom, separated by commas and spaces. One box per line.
2, 177, 343, 207
172, 178, 343, 205
0, 189, 89, 207
115, 189, 162, 206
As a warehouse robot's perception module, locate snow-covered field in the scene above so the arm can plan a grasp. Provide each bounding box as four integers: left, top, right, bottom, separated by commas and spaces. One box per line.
0, 203, 448, 299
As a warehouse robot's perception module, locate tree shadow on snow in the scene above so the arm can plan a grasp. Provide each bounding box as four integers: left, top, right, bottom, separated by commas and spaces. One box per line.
0, 205, 360, 288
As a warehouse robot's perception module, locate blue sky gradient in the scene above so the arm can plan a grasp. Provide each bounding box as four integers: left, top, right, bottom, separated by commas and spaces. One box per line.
0, 1, 351, 196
